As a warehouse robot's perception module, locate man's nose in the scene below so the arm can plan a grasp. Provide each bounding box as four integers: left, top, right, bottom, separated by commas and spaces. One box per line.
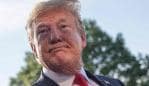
48, 28, 62, 44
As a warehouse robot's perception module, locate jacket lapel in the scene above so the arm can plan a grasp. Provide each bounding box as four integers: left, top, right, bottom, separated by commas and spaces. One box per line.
85, 70, 108, 86
32, 71, 59, 86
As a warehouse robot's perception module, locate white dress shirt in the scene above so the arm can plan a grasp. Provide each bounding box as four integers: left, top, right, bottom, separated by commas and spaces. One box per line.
43, 67, 99, 86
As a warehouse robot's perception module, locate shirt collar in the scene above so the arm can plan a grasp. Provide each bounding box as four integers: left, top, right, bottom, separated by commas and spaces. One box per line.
42, 67, 91, 86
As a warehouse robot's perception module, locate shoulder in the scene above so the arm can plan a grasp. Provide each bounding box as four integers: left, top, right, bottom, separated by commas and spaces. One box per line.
95, 75, 124, 86
85, 70, 124, 86
32, 72, 58, 86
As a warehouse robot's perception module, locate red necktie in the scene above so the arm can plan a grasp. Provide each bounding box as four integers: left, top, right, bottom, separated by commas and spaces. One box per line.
73, 73, 88, 86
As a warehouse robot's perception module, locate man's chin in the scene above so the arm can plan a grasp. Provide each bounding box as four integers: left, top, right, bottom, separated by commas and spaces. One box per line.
50, 51, 74, 62
46, 57, 83, 75
53, 51, 66, 58
46, 51, 83, 75
50, 64, 82, 75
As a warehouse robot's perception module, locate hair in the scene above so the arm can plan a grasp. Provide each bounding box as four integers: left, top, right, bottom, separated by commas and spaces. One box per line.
26, 0, 84, 43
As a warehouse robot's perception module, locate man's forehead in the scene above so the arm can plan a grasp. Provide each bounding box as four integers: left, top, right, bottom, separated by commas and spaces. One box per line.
34, 9, 76, 24
35, 19, 69, 29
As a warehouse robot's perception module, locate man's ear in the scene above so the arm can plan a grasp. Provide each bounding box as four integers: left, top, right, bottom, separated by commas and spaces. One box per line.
30, 43, 37, 57
81, 32, 87, 48
30, 43, 42, 64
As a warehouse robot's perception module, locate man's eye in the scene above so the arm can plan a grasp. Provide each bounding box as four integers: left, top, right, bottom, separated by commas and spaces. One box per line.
61, 25, 67, 28
60, 24, 70, 31
37, 26, 48, 35
39, 29, 46, 34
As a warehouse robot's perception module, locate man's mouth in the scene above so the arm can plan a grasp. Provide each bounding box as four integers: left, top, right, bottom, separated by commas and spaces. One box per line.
48, 44, 70, 53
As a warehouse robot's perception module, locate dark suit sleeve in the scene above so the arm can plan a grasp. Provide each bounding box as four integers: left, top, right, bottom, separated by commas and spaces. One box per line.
117, 79, 125, 86
96, 75, 125, 86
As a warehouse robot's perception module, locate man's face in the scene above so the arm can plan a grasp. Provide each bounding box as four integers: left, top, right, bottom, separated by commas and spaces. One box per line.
31, 9, 86, 75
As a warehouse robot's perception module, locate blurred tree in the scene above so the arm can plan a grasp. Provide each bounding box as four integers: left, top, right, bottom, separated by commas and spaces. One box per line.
10, 52, 41, 86
10, 20, 149, 86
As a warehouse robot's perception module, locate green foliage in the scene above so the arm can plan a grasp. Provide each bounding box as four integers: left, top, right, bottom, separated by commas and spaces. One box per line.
10, 19, 149, 86
10, 52, 41, 86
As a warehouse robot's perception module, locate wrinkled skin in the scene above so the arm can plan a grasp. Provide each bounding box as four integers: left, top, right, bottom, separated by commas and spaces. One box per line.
30, 8, 86, 75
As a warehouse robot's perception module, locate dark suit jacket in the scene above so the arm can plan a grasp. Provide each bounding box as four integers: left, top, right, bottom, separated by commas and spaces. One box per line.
32, 70, 124, 86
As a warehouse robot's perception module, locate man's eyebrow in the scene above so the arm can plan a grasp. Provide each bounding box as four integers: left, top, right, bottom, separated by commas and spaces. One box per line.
58, 19, 67, 23
36, 23, 49, 29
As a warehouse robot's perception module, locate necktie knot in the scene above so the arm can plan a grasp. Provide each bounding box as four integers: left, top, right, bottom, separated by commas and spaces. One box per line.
73, 73, 88, 86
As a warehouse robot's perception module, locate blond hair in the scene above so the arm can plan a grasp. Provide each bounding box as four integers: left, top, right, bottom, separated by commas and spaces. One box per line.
26, 0, 85, 43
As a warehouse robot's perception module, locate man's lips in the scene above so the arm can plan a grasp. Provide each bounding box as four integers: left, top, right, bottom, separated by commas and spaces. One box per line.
48, 44, 70, 53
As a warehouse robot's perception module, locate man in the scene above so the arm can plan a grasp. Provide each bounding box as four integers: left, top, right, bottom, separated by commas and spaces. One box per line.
26, 0, 124, 86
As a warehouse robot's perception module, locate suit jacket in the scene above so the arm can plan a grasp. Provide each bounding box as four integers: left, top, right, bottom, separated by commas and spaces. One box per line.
32, 70, 124, 86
